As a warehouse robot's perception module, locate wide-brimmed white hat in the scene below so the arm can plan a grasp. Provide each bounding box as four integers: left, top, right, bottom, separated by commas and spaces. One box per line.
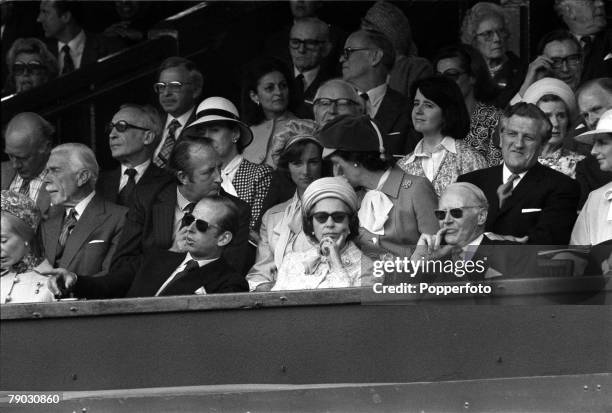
185, 97, 253, 149
522, 77, 578, 120
574, 109, 612, 145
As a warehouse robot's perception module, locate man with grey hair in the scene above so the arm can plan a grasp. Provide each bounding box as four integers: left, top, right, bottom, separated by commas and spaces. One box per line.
553, 0, 611, 82
458, 102, 579, 245
40, 143, 127, 279
341, 29, 416, 155
289, 17, 334, 118
2, 112, 54, 215
313, 78, 365, 126
410, 182, 537, 280
97, 104, 172, 207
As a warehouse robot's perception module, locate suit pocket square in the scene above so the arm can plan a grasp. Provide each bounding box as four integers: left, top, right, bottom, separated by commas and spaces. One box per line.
387, 132, 401, 135
521, 208, 541, 213
194, 287, 207, 295
604, 53, 612, 61
88, 240, 105, 244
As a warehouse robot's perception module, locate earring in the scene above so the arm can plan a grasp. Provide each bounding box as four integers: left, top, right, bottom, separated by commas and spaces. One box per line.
353, 163, 358, 168
24, 241, 29, 247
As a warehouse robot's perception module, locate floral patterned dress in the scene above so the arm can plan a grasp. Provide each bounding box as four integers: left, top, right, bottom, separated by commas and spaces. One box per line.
538, 148, 585, 179
465, 102, 503, 167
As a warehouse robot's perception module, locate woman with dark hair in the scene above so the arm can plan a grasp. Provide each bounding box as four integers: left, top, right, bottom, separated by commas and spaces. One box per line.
433, 45, 503, 166
3, 37, 58, 95
318, 114, 439, 261
272, 177, 373, 290
397, 76, 488, 196
241, 57, 299, 167
246, 120, 324, 291
460, 2, 525, 107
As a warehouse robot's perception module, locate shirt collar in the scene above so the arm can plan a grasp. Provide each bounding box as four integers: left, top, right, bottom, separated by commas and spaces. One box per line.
59, 29, 86, 54
176, 187, 191, 213
294, 65, 320, 89
166, 107, 195, 128
464, 233, 484, 251
502, 163, 528, 182
121, 159, 151, 177
184, 252, 218, 267
408, 137, 456, 161
72, 190, 96, 218
222, 155, 243, 176
365, 83, 387, 107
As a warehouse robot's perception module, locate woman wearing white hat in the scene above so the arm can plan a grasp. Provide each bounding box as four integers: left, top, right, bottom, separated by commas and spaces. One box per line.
182, 97, 272, 232
522, 77, 584, 179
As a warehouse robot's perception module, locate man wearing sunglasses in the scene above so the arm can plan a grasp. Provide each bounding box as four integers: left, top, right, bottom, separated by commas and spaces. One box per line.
47, 196, 248, 298
341, 29, 417, 156
96, 104, 172, 207
152, 57, 203, 169
2, 112, 53, 216
410, 182, 536, 281
458, 102, 579, 245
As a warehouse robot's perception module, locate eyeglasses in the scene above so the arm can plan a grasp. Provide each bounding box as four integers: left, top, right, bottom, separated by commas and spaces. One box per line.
105, 120, 149, 134
341, 47, 373, 60
181, 214, 221, 233
13, 61, 45, 75
475, 29, 509, 42
550, 54, 582, 70
289, 38, 326, 51
153, 81, 192, 94
313, 98, 359, 110
433, 206, 481, 220
311, 211, 350, 224
437, 70, 467, 81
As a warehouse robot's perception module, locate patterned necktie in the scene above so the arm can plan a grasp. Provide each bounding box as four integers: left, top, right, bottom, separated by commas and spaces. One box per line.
117, 168, 137, 206
497, 173, 520, 208
18, 179, 31, 196
61, 44, 75, 75
56, 208, 78, 262
159, 259, 200, 295
155, 119, 181, 168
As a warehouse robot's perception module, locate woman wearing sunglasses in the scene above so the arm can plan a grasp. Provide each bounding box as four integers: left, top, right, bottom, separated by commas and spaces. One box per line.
397, 76, 488, 197
3, 37, 58, 95
272, 177, 372, 291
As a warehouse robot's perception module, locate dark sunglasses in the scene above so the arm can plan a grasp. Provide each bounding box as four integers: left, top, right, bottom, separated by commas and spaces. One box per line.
181, 214, 220, 233
311, 211, 350, 224
105, 120, 149, 134
434, 206, 481, 220
13, 61, 45, 75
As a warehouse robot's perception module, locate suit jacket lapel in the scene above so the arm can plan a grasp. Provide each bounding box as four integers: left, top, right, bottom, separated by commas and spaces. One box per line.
498, 164, 542, 215
486, 165, 505, 221
161, 258, 224, 296
60, 195, 106, 268
152, 185, 177, 246
43, 206, 64, 264
144, 252, 186, 296
374, 91, 398, 133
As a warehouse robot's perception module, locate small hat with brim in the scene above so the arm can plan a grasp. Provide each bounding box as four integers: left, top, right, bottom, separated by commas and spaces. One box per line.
574, 109, 612, 145
184, 97, 253, 149
317, 114, 386, 160
521, 77, 578, 120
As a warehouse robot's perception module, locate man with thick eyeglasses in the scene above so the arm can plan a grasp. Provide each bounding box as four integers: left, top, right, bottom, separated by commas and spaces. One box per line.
458, 102, 579, 245
514, 30, 584, 102
409, 182, 537, 281
47, 196, 247, 298
288, 17, 333, 118
2, 112, 54, 216
554, 0, 611, 82
313, 78, 365, 126
340, 29, 417, 156
152, 56, 203, 168
96, 104, 172, 207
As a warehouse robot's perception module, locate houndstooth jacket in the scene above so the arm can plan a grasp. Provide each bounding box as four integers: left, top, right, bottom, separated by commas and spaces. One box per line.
233, 159, 273, 230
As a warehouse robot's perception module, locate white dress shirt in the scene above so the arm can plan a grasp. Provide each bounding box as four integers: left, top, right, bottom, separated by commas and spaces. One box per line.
119, 160, 150, 191
58, 29, 86, 71
407, 137, 456, 181
154, 253, 218, 296
502, 163, 528, 188
69, 190, 96, 221
362, 83, 387, 117
221, 155, 242, 197
153, 107, 195, 159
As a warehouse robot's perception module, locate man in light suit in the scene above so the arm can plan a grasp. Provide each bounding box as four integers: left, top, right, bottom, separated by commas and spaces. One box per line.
40, 143, 127, 278
341, 29, 417, 156
152, 56, 203, 169
2, 112, 53, 217
47, 196, 248, 298
96, 104, 172, 207
458, 102, 580, 245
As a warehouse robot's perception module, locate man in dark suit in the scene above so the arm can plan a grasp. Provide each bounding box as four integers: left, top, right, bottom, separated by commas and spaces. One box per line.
96, 104, 172, 207
408, 182, 537, 283
47, 196, 248, 298
152, 56, 203, 169
289, 17, 334, 119
2, 112, 53, 217
554, 0, 611, 82
36, 0, 124, 74
40, 143, 127, 279
458, 102, 579, 245
341, 29, 417, 156
109, 137, 252, 282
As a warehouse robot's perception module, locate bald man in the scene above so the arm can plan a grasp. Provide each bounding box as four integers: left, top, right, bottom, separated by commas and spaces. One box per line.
2, 112, 53, 215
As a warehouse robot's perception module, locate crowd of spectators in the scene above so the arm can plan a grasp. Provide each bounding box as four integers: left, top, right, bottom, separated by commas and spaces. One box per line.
1, 0, 611, 303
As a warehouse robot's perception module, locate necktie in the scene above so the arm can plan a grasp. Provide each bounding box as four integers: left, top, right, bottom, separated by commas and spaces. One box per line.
18, 179, 31, 196
159, 259, 200, 295
295, 73, 305, 99
497, 174, 520, 208
360, 92, 371, 116
155, 119, 181, 168
179, 202, 196, 229
61, 44, 75, 75
117, 168, 137, 206
580, 35, 593, 57
56, 208, 78, 262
